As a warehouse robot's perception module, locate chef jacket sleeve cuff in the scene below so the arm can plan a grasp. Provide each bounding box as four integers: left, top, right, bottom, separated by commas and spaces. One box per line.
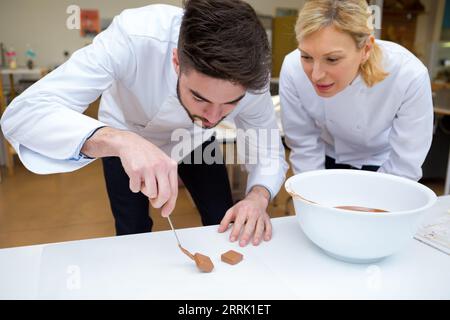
70, 126, 108, 161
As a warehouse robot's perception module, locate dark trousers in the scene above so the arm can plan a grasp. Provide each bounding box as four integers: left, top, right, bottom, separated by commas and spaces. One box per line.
102, 136, 234, 235
325, 156, 380, 172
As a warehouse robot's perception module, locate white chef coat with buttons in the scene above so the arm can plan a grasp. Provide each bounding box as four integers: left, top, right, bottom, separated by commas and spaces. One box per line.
280, 40, 433, 181
0, 4, 287, 198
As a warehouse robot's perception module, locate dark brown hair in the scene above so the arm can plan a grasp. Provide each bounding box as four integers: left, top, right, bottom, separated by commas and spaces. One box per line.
178, 0, 271, 92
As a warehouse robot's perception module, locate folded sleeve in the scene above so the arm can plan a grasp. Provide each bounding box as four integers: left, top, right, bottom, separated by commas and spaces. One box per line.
0, 14, 136, 174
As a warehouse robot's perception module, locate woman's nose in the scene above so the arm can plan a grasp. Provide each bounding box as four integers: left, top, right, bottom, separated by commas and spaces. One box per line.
311, 63, 326, 82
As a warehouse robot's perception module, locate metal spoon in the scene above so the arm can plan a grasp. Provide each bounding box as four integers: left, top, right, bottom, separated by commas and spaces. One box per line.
166, 216, 214, 272
167, 216, 194, 260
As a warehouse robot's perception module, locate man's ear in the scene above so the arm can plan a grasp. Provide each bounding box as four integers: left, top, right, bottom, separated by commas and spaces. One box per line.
172, 48, 180, 76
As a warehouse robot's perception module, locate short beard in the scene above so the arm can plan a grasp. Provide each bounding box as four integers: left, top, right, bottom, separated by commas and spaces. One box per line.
176, 79, 225, 129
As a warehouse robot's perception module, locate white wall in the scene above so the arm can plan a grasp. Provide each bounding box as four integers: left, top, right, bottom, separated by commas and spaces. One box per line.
0, 0, 305, 68
2, 0, 441, 72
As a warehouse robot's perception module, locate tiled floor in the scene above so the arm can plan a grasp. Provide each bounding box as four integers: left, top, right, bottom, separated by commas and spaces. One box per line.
0, 158, 444, 249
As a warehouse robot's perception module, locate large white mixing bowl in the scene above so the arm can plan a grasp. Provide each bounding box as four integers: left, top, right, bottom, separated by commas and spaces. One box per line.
285, 170, 437, 263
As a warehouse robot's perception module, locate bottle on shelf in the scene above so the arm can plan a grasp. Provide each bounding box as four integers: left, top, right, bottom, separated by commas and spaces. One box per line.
25, 45, 37, 70
6, 48, 17, 70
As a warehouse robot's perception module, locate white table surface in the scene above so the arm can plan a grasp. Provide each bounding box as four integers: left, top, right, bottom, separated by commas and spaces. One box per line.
1, 197, 450, 300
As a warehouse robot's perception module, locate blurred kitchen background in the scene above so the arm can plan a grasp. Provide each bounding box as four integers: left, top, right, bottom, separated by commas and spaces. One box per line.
0, 0, 450, 248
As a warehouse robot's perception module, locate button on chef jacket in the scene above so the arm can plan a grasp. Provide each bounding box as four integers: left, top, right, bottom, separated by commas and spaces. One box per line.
280, 40, 433, 181
0, 4, 288, 198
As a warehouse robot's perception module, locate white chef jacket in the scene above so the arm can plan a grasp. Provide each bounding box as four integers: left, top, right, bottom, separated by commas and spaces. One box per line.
280, 40, 433, 181
0, 4, 287, 198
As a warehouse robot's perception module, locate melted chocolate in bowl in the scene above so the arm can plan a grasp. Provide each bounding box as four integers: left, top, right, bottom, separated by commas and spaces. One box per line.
334, 206, 389, 213
287, 190, 389, 213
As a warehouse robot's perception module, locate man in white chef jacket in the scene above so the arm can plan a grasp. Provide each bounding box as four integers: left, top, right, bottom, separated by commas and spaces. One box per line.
0, 0, 288, 247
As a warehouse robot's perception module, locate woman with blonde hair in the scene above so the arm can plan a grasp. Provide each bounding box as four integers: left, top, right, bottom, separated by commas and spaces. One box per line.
280, 0, 433, 181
